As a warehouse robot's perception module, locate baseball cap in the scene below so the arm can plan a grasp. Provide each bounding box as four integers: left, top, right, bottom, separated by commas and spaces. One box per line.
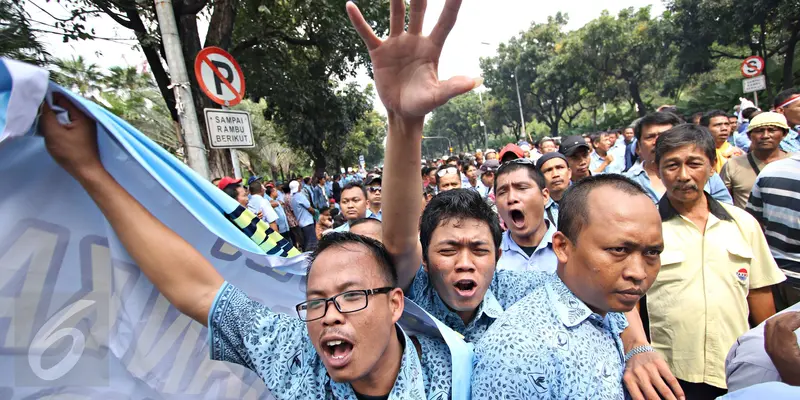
217, 176, 242, 190
366, 175, 382, 186
536, 152, 569, 170
480, 159, 500, 174
747, 112, 790, 132
499, 143, 524, 162
559, 135, 591, 157
484, 148, 497, 156
247, 175, 262, 185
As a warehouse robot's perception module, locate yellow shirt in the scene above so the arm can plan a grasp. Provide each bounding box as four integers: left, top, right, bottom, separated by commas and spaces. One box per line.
714, 141, 740, 173
648, 194, 785, 388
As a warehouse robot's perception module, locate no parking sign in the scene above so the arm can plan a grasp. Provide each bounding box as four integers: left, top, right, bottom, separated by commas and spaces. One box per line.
194, 47, 246, 106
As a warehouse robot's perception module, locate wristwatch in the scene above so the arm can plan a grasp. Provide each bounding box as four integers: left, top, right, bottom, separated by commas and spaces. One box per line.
624, 345, 655, 362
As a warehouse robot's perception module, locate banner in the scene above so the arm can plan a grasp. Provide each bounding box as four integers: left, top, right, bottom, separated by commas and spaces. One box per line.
0, 59, 471, 399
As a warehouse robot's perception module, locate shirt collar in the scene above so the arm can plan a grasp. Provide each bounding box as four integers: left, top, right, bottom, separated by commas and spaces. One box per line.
430, 278, 504, 323
329, 325, 427, 399
657, 191, 733, 222
627, 160, 646, 177
544, 273, 593, 328
500, 219, 555, 254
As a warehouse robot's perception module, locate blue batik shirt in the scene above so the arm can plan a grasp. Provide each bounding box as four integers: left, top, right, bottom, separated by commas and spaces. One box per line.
406, 267, 547, 343
472, 273, 629, 400
781, 128, 800, 153
208, 282, 453, 399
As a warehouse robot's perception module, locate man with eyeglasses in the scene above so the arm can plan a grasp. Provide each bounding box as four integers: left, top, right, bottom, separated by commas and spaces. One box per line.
720, 112, 792, 209
332, 181, 370, 232
359, 0, 684, 397
38, 94, 453, 397
436, 164, 462, 192
365, 175, 383, 221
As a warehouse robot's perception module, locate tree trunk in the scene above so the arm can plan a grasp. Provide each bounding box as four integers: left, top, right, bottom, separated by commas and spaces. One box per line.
204, 0, 238, 50
782, 25, 799, 90
549, 122, 559, 137
175, 10, 233, 178
628, 79, 647, 117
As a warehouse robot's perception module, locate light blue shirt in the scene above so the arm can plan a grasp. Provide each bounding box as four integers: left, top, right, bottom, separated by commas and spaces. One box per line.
274, 200, 290, 233
291, 191, 314, 228
367, 209, 382, 221
780, 128, 800, 153
475, 180, 492, 198
208, 283, 453, 399
720, 382, 800, 399
472, 273, 629, 399
732, 130, 752, 152
407, 267, 546, 343
496, 220, 558, 273
544, 197, 560, 228
590, 150, 625, 174
333, 222, 350, 232
624, 161, 733, 205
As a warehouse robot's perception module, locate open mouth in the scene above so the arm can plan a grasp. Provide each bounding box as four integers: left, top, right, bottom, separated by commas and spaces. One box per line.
453, 279, 478, 298
510, 209, 526, 229
322, 338, 354, 369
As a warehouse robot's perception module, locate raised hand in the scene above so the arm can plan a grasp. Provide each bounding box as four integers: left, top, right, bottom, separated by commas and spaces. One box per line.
346, 0, 480, 120
40, 94, 102, 178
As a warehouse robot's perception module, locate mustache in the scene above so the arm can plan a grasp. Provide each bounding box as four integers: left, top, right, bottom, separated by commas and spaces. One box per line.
674, 183, 699, 191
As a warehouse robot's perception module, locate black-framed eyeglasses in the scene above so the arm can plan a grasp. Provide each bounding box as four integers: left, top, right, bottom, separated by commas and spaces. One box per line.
295, 287, 394, 322
368, 186, 382, 192
437, 167, 459, 177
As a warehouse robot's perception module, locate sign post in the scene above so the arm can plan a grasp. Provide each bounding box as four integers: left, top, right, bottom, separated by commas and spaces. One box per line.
740, 56, 765, 107
194, 47, 250, 179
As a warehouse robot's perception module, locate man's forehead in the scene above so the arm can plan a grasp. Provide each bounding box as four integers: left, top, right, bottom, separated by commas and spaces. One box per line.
642, 124, 674, 135
433, 217, 492, 238
662, 144, 708, 160
541, 158, 568, 171
308, 247, 380, 286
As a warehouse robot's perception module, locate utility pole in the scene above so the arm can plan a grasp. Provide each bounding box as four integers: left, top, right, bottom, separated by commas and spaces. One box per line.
478, 91, 489, 149
153, 0, 210, 179
512, 69, 526, 140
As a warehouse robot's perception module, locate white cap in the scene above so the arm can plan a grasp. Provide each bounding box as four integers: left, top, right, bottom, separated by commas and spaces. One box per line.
289, 181, 300, 194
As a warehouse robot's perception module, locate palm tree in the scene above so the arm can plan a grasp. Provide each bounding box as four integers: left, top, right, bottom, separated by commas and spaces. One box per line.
104, 66, 152, 93
51, 56, 104, 96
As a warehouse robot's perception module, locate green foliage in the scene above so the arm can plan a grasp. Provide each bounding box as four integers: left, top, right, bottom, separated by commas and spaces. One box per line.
346, 110, 386, 169
0, 0, 49, 65
424, 92, 487, 157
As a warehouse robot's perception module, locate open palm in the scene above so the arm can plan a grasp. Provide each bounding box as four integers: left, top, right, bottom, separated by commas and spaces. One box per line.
346, 0, 478, 119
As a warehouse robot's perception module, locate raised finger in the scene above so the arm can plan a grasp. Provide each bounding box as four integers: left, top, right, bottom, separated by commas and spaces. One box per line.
408, 0, 426, 35
658, 362, 685, 399
346, 2, 382, 51
389, 0, 406, 37
429, 0, 463, 46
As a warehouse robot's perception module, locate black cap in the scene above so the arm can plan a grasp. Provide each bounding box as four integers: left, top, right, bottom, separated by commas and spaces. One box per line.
535, 152, 569, 170
559, 135, 590, 157
366, 175, 382, 185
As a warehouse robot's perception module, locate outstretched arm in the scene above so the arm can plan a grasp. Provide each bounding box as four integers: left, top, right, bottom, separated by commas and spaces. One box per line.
41, 96, 223, 325
346, 0, 479, 291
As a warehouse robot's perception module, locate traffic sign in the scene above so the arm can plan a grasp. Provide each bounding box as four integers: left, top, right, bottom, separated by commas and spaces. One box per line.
740, 56, 765, 78
742, 75, 767, 93
204, 109, 254, 149
194, 47, 246, 106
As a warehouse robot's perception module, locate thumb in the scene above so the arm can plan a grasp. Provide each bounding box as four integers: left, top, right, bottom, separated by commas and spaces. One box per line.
436, 76, 483, 107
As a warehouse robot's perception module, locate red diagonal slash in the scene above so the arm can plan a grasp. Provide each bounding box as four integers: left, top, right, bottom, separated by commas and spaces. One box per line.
202, 56, 240, 101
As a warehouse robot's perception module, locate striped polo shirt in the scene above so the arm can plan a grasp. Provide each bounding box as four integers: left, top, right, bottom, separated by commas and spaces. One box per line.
746, 153, 800, 281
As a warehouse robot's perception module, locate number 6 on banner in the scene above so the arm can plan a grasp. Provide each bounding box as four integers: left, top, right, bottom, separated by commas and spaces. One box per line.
28, 299, 96, 381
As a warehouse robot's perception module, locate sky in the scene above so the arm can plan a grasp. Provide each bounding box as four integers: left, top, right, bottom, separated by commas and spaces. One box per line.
26, 0, 665, 113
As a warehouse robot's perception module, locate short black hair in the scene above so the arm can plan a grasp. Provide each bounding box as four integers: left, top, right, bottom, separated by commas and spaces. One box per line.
559, 174, 649, 244
222, 183, 241, 200
281, 183, 291, 194
303, 177, 311, 185
248, 181, 263, 194
634, 112, 684, 141
741, 107, 760, 121
319, 206, 331, 215
420, 189, 502, 264
654, 123, 717, 166
494, 160, 546, 192
341, 181, 367, 199
774, 87, 800, 109
590, 132, 605, 145
265, 186, 276, 197
699, 110, 728, 127
460, 160, 476, 172
308, 232, 397, 287
446, 156, 460, 164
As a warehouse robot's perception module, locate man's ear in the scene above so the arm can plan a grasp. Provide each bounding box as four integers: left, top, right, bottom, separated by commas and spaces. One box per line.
552, 232, 570, 265
390, 288, 405, 324
541, 187, 550, 204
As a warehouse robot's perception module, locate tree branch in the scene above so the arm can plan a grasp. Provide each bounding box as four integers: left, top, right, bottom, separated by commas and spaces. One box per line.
92, 1, 134, 29
709, 48, 748, 60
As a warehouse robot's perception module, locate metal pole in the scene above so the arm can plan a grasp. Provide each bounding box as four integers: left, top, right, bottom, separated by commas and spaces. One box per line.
423, 136, 452, 155
153, 0, 210, 179
478, 91, 488, 149
221, 105, 242, 179
754, 91, 759, 108
513, 72, 526, 139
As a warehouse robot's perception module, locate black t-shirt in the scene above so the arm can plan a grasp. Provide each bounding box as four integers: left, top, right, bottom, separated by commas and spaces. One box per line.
332, 181, 342, 203
519, 245, 537, 257
354, 392, 389, 400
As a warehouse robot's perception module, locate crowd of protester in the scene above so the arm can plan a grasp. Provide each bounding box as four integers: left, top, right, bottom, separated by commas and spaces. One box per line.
40, 0, 800, 399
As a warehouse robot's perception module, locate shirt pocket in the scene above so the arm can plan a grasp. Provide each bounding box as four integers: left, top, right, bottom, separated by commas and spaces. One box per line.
726, 244, 753, 293
655, 250, 685, 283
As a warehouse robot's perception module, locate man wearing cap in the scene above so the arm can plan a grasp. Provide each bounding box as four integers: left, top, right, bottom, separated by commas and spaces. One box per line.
476, 159, 499, 199
365, 175, 383, 221
499, 143, 524, 163
774, 88, 800, 153
721, 112, 793, 209
626, 112, 734, 205
537, 152, 571, 228
559, 135, 592, 182
485, 148, 498, 161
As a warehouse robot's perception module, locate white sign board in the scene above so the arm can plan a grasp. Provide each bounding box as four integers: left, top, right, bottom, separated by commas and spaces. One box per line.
742, 75, 767, 94
204, 109, 254, 149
